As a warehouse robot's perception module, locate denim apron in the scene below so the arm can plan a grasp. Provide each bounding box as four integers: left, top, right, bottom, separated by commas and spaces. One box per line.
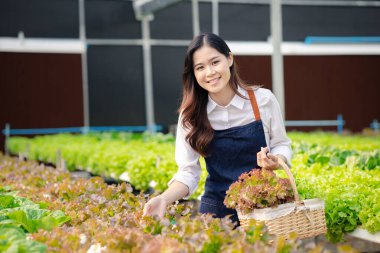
199, 89, 267, 224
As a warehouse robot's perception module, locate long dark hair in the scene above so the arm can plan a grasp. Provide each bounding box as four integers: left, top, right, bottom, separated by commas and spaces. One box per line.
179, 32, 250, 157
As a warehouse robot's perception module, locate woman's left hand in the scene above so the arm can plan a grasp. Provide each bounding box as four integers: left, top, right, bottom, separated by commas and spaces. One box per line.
257, 147, 279, 170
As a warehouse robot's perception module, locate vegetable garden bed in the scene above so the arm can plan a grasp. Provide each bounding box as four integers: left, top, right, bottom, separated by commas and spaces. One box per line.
4, 131, 380, 249
0, 153, 360, 252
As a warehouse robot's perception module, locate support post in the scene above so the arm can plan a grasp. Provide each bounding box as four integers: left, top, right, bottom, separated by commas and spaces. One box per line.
212, 0, 219, 35
192, 0, 200, 37
337, 114, 344, 134
79, 0, 90, 128
270, 0, 286, 118
370, 119, 379, 132
4, 123, 10, 156
56, 149, 61, 169
81, 126, 90, 134
142, 15, 157, 133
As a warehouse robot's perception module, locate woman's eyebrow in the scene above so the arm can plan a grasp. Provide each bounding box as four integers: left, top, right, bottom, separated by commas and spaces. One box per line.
194, 56, 220, 68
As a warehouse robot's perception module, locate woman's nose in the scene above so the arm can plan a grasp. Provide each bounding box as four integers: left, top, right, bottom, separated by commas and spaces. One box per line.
206, 66, 216, 76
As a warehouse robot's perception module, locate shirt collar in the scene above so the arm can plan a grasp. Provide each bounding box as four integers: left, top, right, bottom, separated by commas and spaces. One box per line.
206, 86, 247, 114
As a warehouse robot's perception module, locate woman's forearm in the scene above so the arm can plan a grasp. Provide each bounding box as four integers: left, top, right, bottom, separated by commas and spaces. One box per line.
160, 180, 190, 205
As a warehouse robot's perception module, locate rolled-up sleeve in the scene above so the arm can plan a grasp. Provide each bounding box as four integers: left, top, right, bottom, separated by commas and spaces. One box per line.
168, 117, 201, 199
267, 92, 292, 167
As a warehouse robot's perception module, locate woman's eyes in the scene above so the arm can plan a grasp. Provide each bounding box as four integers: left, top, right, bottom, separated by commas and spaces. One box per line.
195, 61, 219, 71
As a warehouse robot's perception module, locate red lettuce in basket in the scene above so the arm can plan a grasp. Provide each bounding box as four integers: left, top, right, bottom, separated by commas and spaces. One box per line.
224, 168, 294, 214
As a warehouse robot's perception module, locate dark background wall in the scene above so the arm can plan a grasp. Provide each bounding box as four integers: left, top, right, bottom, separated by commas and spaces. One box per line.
87, 45, 146, 126
1, 0, 380, 152
86, 0, 141, 39
0, 52, 84, 151
235, 55, 380, 132
152, 46, 186, 125
283, 5, 380, 41
0, 0, 79, 38
284, 55, 380, 132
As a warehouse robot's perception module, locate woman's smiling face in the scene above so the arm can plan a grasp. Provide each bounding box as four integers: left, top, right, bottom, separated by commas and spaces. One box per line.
193, 45, 233, 96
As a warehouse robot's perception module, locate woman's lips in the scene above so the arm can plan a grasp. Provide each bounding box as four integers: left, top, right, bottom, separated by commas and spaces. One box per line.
207, 77, 220, 84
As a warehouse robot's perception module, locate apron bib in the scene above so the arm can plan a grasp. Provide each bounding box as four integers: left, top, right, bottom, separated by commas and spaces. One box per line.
200, 89, 267, 224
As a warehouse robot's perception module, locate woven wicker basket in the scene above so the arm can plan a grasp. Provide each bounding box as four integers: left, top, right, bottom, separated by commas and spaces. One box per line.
237, 159, 327, 239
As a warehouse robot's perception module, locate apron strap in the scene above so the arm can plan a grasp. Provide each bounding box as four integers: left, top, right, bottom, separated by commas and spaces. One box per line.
247, 89, 261, 121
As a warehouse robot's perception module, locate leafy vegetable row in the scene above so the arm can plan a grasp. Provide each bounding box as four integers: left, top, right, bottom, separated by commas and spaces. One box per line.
1, 154, 356, 253
6, 131, 380, 243
291, 155, 380, 242
0, 187, 70, 252
7, 132, 208, 199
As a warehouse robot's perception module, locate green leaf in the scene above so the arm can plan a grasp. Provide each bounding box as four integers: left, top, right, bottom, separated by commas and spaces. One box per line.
0, 224, 25, 241
6, 210, 36, 233
35, 210, 71, 231
48, 210, 71, 225
366, 156, 377, 170
38, 202, 49, 209
0, 225, 47, 253
0, 195, 17, 210
315, 156, 330, 164
338, 212, 347, 218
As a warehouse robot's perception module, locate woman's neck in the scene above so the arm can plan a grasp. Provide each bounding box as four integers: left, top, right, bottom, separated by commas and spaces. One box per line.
209, 85, 235, 107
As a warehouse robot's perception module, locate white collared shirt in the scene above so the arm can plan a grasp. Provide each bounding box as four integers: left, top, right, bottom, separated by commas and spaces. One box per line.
169, 87, 292, 198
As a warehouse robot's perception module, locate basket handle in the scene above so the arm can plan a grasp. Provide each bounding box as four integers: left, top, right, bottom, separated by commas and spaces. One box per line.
278, 159, 300, 203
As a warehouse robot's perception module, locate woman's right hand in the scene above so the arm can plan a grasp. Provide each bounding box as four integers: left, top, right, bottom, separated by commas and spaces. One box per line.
143, 195, 168, 219
142, 181, 190, 219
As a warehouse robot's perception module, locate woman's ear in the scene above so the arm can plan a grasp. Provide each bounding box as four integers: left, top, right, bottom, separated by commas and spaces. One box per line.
228, 53, 234, 67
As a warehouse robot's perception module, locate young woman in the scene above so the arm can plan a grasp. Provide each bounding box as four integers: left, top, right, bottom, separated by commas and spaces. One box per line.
143, 33, 292, 223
